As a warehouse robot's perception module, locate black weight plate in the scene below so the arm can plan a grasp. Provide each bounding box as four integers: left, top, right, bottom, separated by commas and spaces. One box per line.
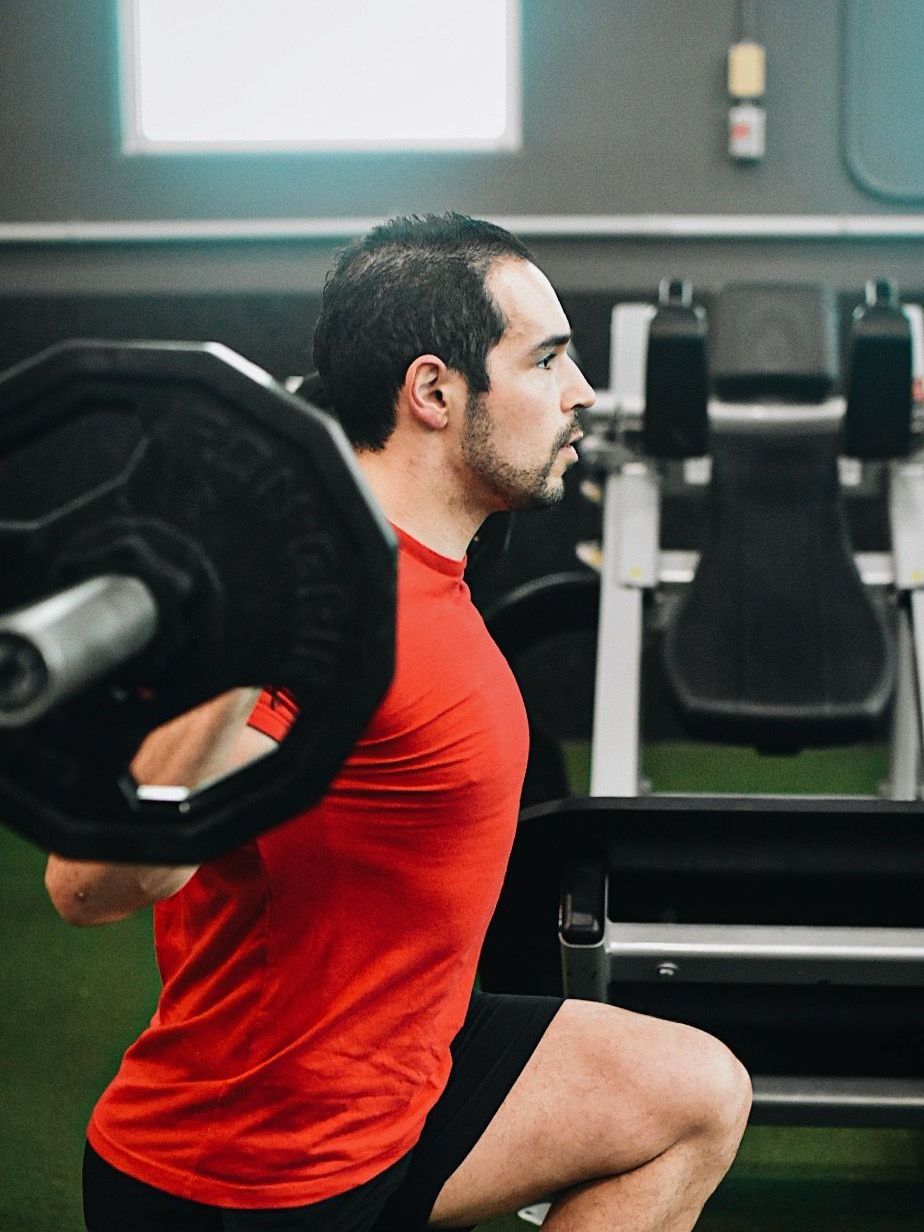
0, 340, 396, 862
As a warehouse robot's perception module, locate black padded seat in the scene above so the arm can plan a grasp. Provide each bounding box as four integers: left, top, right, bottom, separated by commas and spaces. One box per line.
663, 424, 895, 749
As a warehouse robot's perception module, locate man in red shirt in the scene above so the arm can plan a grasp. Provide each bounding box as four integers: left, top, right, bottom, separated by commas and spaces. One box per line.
45, 214, 751, 1232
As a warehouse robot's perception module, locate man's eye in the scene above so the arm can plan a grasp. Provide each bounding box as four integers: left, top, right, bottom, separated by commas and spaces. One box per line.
538, 353, 555, 370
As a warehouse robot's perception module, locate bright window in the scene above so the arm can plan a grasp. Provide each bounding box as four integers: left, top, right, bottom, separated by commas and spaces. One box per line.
119, 0, 521, 153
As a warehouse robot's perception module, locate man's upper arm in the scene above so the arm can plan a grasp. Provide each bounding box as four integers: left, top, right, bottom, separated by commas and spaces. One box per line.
231, 722, 278, 771
130, 688, 265, 788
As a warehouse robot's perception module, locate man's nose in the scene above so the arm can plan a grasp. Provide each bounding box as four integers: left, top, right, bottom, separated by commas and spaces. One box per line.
564, 358, 595, 411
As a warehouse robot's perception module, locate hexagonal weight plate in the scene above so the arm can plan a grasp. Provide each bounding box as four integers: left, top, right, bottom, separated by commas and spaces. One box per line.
0, 340, 396, 862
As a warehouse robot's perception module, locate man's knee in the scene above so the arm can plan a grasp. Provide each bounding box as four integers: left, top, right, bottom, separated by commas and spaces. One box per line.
576, 1003, 751, 1159
674, 1023, 752, 1160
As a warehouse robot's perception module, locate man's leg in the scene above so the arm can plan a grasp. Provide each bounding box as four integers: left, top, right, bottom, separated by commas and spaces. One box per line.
428, 999, 751, 1231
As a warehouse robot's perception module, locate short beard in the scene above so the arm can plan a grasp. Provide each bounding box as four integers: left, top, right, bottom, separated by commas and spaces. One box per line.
461, 390, 571, 511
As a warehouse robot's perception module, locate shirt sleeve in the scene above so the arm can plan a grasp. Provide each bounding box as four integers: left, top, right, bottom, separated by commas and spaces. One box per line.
247, 688, 300, 743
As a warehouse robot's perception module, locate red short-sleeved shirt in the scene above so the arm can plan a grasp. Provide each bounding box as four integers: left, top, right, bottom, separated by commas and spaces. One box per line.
87, 526, 529, 1208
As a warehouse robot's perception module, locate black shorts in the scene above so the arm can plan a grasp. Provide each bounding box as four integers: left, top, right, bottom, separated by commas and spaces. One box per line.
83, 991, 563, 1232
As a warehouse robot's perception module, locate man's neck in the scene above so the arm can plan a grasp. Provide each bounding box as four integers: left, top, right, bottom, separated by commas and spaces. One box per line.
355, 447, 485, 560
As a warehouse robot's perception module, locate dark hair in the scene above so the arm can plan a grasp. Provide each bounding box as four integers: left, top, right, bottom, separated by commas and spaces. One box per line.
312, 212, 535, 450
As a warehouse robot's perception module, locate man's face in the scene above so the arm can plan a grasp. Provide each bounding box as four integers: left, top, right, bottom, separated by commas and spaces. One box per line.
460, 258, 595, 512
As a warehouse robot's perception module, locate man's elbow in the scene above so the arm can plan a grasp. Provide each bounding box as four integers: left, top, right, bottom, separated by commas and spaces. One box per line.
43, 858, 134, 927
46, 887, 131, 928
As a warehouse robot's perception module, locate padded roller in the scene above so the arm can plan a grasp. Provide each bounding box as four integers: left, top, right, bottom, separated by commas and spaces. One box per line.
842, 279, 913, 459
643, 279, 709, 458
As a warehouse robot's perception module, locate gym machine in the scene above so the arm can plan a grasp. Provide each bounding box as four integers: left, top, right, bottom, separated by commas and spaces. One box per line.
582, 278, 919, 795
485, 280, 924, 1126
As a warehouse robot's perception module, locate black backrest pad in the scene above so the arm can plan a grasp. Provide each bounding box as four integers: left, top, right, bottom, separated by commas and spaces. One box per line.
663, 427, 895, 747
662, 283, 895, 747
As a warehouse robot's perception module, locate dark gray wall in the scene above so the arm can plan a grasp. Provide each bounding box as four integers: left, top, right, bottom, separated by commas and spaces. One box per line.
0, 0, 921, 296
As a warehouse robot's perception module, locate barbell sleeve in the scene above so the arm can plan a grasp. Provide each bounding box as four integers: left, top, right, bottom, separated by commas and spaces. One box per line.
0, 576, 159, 727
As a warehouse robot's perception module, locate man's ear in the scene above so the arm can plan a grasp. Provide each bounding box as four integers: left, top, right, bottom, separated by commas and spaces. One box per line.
402, 355, 464, 431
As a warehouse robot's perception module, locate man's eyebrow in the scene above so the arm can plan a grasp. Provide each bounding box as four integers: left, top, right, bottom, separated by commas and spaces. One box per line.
531, 332, 572, 354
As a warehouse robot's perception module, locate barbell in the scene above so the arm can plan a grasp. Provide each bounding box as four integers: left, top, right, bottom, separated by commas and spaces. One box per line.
0, 340, 396, 864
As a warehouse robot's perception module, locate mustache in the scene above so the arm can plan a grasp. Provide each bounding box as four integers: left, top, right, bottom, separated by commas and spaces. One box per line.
552, 416, 582, 453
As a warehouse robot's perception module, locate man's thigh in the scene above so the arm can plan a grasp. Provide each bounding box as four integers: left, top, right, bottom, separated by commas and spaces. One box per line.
427, 998, 749, 1229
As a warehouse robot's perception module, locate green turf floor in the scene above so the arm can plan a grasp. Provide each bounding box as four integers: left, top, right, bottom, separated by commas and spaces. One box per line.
561, 738, 894, 798
2, 828, 160, 1232
3, 736, 923, 1230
